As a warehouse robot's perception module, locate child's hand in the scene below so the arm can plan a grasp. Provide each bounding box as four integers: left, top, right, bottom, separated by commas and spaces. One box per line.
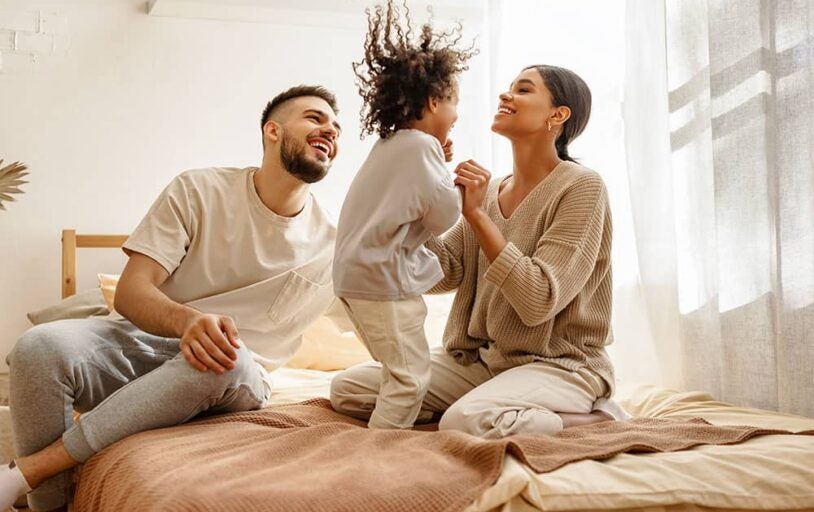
442, 139, 454, 162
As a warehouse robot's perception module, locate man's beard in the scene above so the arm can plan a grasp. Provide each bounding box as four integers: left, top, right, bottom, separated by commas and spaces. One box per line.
279, 130, 330, 184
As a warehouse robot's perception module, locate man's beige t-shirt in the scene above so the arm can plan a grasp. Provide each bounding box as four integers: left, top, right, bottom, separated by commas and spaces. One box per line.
122, 167, 336, 369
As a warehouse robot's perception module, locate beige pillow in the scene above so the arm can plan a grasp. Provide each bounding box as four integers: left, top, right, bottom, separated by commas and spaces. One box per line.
26, 288, 110, 325
286, 300, 372, 371
97, 273, 120, 313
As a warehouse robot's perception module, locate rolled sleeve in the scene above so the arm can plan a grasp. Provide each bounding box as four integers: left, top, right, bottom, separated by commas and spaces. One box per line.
483, 242, 523, 288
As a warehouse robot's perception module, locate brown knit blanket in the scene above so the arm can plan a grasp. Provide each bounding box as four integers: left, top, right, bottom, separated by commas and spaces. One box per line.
73, 399, 813, 512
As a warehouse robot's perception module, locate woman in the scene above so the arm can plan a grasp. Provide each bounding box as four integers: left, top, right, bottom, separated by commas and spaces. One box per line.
331, 64, 628, 438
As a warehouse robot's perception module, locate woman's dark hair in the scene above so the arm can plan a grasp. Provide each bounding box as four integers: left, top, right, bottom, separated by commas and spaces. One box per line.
524, 65, 591, 162
354, 0, 477, 139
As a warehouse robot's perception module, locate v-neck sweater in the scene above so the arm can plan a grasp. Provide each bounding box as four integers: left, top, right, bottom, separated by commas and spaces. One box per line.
427, 161, 616, 393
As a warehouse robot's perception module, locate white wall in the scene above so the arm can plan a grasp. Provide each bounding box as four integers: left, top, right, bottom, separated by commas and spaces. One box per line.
0, 0, 490, 370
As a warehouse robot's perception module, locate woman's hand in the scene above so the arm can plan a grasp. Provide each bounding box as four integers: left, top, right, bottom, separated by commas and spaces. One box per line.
442, 139, 454, 162
454, 159, 491, 218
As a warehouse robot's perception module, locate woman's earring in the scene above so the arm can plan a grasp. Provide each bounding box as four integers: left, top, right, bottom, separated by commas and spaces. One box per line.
547, 121, 551, 132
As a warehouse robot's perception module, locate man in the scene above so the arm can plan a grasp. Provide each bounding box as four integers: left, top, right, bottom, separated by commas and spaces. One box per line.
2, 85, 342, 512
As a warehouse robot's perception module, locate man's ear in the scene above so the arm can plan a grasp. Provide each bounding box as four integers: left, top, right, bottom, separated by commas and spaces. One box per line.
263, 120, 282, 144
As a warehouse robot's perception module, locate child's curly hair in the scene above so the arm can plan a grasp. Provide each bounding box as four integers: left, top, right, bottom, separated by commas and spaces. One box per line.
353, 0, 478, 139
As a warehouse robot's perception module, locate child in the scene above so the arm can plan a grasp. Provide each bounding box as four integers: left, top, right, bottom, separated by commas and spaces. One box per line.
332, 0, 476, 429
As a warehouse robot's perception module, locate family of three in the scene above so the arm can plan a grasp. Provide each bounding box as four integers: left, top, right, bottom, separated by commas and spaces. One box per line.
2, 4, 627, 511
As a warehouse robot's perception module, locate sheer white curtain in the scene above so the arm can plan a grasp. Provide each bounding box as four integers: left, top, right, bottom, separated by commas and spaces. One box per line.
624, 0, 814, 416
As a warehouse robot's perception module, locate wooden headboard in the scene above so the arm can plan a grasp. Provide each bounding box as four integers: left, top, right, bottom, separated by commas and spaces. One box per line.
61, 229, 128, 298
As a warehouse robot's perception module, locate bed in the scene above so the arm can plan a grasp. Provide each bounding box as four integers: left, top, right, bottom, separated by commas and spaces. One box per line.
10, 230, 814, 511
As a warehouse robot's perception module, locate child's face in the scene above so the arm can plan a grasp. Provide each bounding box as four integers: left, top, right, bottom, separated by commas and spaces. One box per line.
434, 83, 460, 143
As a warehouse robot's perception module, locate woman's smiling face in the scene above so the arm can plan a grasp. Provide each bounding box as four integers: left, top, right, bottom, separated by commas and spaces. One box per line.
492, 68, 556, 138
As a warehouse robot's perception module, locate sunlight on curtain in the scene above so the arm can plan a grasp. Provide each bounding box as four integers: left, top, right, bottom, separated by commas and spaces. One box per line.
624, 0, 814, 416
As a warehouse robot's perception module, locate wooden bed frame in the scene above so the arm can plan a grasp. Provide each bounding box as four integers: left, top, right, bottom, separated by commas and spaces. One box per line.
61, 229, 128, 299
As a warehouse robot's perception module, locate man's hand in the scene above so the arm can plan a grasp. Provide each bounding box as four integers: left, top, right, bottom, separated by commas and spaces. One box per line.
179, 313, 241, 374
116, 253, 243, 371
442, 139, 454, 162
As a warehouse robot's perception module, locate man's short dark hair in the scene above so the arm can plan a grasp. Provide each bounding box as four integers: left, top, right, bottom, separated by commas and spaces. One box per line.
260, 85, 339, 132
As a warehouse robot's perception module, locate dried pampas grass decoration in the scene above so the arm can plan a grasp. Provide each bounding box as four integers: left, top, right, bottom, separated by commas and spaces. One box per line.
0, 160, 29, 211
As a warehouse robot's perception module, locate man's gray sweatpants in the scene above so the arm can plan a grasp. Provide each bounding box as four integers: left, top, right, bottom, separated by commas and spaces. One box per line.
6, 317, 269, 511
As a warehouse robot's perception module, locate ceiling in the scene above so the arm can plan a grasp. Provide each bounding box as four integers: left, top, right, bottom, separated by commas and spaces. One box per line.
145, 0, 485, 26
